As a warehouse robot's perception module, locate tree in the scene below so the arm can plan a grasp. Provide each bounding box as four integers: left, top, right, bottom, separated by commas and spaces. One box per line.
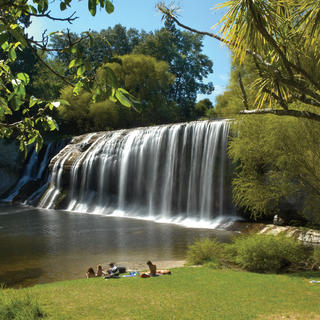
50, 24, 146, 74
157, 1, 320, 122
59, 54, 178, 133
229, 114, 320, 224
0, 0, 135, 155
215, 55, 261, 118
133, 19, 214, 118
194, 98, 215, 119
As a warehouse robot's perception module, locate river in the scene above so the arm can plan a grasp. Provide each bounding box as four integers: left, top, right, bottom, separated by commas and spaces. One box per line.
0, 203, 235, 287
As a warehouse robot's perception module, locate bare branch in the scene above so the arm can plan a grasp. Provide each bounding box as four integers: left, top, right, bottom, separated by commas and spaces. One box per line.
30, 47, 74, 87
29, 11, 78, 24
157, 3, 228, 44
27, 32, 90, 52
240, 108, 320, 122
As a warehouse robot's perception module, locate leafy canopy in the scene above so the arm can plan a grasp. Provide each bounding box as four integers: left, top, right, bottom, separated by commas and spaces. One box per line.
158, 0, 320, 121
0, 0, 134, 155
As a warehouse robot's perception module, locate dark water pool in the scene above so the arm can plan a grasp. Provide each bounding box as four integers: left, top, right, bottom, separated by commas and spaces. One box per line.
0, 204, 235, 287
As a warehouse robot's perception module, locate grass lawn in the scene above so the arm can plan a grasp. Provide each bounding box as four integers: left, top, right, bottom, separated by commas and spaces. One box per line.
1, 267, 320, 320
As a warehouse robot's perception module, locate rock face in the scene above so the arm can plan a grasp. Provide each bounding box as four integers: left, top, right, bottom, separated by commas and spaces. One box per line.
259, 224, 320, 245
0, 140, 24, 197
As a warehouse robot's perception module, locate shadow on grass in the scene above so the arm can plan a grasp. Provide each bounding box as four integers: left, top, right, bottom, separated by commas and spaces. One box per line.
0, 267, 43, 288
285, 271, 320, 279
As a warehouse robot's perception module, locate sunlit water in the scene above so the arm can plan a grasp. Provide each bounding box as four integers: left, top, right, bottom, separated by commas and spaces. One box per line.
0, 204, 235, 288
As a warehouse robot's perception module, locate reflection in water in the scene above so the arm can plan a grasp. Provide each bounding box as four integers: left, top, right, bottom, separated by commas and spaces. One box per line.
0, 204, 234, 288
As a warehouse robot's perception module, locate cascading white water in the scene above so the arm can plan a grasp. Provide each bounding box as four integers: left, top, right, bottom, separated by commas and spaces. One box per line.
39, 120, 235, 227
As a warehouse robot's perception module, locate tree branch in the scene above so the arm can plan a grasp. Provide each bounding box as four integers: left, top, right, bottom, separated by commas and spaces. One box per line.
238, 72, 249, 110
157, 3, 320, 98
29, 11, 78, 24
240, 108, 320, 122
30, 46, 74, 87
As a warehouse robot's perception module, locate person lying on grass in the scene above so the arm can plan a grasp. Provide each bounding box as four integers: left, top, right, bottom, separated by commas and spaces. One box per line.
140, 261, 171, 278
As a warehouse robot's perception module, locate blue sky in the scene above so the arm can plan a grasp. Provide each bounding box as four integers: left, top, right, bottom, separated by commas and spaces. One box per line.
28, 1, 231, 103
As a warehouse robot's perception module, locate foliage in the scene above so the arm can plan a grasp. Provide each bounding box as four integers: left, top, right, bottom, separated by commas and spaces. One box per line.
58, 87, 92, 134
0, 288, 45, 319
229, 234, 307, 273
185, 237, 225, 265
133, 19, 214, 118
50, 24, 146, 74
59, 54, 180, 133
0, 0, 135, 154
89, 100, 120, 132
311, 247, 320, 267
51, 21, 214, 121
194, 98, 215, 119
228, 115, 320, 222
158, 1, 320, 121
215, 55, 260, 118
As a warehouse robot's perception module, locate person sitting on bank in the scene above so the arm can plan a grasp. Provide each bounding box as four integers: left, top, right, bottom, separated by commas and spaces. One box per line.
96, 264, 103, 277
147, 260, 157, 276
86, 267, 95, 278
106, 262, 120, 278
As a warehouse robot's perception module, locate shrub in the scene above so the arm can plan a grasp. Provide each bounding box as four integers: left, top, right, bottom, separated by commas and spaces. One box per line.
186, 237, 224, 265
311, 246, 320, 270
229, 234, 307, 273
0, 288, 45, 320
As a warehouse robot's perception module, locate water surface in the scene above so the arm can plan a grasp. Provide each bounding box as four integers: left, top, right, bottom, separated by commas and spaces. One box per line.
0, 204, 234, 287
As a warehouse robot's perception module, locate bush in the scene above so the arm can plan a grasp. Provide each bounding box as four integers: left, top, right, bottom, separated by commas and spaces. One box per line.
186, 237, 225, 265
229, 234, 307, 273
311, 246, 320, 270
0, 288, 45, 319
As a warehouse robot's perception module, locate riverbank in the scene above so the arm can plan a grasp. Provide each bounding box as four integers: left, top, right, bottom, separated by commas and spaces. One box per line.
1, 267, 320, 320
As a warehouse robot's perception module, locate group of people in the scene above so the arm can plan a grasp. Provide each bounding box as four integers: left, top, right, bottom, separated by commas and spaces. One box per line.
86, 262, 120, 279
86, 261, 171, 279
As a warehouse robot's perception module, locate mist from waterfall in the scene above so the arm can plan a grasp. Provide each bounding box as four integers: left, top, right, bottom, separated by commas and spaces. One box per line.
39, 120, 236, 228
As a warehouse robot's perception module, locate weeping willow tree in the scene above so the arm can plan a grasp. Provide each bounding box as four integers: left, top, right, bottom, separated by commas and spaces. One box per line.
158, 0, 320, 121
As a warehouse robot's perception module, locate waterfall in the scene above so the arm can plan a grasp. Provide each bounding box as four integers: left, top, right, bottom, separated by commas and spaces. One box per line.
39, 120, 235, 227
1, 141, 66, 205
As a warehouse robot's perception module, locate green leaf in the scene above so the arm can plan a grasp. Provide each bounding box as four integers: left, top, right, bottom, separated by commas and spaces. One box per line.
0, 97, 12, 116
69, 59, 76, 68
60, 2, 66, 10
29, 96, 39, 108
115, 89, 132, 108
105, 0, 114, 14
8, 27, 28, 47
46, 116, 59, 131
35, 135, 43, 152
88, 0, 97, 16
28, 135, 37, 145
118, 88, 140, 104
57, 99, 70, 106
1, 41, 9, 50
17, 73, 30, 85
77, 64, 86, 76
73, 81, 83, 95
104, 66, 119, 88
8, 47, 17, 61
99, 0, 104, 8
16, 84, 26, 100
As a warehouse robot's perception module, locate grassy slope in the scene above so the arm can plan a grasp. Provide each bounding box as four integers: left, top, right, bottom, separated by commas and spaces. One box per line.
2, 267, 320, 320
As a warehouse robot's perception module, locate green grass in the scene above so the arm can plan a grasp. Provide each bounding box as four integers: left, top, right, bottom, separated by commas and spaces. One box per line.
1, 267, 320, 320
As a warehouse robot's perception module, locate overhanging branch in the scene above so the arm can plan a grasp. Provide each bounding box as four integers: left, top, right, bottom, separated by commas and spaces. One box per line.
240, 108, 320, 122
